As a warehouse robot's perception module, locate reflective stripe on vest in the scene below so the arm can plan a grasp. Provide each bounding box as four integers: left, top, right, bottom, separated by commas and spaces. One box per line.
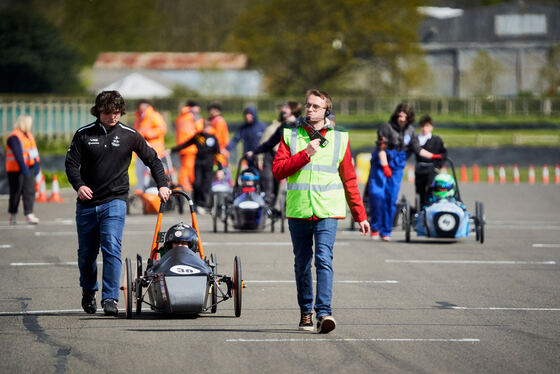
5, 129, 40, 172
283, 126, 348, 218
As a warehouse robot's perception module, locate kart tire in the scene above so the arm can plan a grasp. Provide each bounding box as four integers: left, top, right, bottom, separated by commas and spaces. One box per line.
124, 257, 132, 319
212, 194, 218, 233
210, 253, 218, 313
404, 199, 411, 243
233, 256, 242, 317
136, 254, 142, 315
476, 201, 485, 244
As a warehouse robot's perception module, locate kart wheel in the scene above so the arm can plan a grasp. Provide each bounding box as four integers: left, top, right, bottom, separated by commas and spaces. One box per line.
476, 201, 485, 244
135, 254, 142, 315
124, 257, 133, 319
212, 194, 218, 233
233, 256, 242, 317
404, 199, 411, 243
224, 206, 229, 233
210, 253, 218, 313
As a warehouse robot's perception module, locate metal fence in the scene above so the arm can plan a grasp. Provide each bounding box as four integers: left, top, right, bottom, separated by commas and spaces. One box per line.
1, 96, 559, 139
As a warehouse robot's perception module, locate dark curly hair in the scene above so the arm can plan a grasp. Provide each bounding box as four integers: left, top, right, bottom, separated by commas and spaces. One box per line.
390, 103, 415, 126
90, 91, 126, 118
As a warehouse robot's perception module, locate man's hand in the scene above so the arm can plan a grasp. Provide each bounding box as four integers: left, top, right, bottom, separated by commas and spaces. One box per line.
77, 185, 93, 201
382, 164, 392, 178
305, 138, 321, 157
158, 186, 172, 202
431, 154, 443, 160
245, 151, 254, 159
358, 220, 371, 236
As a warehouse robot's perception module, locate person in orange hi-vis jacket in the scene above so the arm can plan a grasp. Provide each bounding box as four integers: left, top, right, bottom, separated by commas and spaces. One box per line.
208, 103, 230, 158
175, 100, 203, 191
133, 99, 167, 191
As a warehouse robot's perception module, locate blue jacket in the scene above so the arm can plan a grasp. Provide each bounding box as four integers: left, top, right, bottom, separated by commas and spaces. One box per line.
226, 106, 266, 154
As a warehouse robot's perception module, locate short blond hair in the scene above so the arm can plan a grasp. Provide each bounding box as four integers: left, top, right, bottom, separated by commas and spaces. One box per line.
14, 115, 33, 133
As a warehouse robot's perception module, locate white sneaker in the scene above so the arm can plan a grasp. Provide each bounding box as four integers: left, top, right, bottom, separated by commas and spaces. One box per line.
26, 214, 39, 225
9, 214, 16, 225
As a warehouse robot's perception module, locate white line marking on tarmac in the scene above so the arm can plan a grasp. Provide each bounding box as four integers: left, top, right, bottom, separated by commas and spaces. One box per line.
226, 338, 480, 343
532, 244, 560, 248
385, 259, 556, 265
0, 244, 12, 248
0, 309, 84, 315
10, 261, 85, 266
451, 307, 560, 311
244, 280, 398, 284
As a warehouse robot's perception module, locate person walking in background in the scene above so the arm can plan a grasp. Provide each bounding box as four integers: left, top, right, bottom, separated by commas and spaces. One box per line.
65, 91, 171, 317
415, 115, 447, 207
5, 114, 40, 225
169, 119, 225, 212
133, 99, 167, 191
246, 101, 301, 207
175, 100, 203, 191
368, 104, 442, 241
225, 106, 266, 163
208, 103, 229, 157
273, 89, 370, 333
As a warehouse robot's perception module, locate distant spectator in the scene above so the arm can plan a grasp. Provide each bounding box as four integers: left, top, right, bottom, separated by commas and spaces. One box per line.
415, 115, 447, 207
225, 106, 266, 163
5, 115, 40, 225
134, 99, 167, 190
208, 103, 230, 157
175, 100, 204, 191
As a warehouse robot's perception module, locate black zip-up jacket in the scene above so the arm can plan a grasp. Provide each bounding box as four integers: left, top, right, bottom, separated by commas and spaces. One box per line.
415, 135, 447, 174
65, 120, 168, 206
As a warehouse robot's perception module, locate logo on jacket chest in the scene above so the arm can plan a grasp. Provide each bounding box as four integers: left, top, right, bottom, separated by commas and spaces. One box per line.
111, 136, 120, 147
87, 138, 99, 145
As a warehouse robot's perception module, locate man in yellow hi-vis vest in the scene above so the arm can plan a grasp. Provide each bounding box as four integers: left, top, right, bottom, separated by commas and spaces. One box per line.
273, 89, 370, 334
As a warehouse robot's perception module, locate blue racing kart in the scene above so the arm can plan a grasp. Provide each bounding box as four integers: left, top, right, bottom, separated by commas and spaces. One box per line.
400, 159, 485, 244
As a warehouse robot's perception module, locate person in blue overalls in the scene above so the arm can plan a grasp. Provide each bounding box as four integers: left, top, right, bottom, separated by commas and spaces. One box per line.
368, 104, 442, 241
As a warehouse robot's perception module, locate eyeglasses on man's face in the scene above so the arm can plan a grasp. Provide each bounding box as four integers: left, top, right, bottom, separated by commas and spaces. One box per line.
305, 103, 326, 111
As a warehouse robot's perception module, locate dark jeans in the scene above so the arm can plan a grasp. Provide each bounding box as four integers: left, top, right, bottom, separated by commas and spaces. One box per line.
193, 162, 213, 208
7, 169, 36, 215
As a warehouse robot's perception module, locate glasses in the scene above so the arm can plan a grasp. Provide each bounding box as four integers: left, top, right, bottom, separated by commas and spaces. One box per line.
305, 103, 326, 111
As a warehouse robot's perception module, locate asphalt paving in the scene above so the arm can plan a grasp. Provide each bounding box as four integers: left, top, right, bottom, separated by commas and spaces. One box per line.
0, 183, 559, 373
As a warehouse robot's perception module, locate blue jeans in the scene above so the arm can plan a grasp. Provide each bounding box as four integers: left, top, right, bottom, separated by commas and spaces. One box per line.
76, 199, 126, 303
288, 218, 338, 318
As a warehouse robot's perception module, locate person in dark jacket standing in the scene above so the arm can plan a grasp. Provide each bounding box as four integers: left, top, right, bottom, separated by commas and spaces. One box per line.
415, 115, 447, 207
65, 91, 171, 317
5, 115, 40, 225
368, 104, 442, 241
170, 119, 224, 212
225, 106, 266, 161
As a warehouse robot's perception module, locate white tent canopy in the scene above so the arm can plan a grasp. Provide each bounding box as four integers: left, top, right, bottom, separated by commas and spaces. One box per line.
100, 72, 172, 99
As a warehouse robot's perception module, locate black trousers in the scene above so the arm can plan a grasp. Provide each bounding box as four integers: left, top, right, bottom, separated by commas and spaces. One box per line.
8, 168, 36, 215
193, 162, 214, 208
415, 169, 437, 207
261, 152, 279, 207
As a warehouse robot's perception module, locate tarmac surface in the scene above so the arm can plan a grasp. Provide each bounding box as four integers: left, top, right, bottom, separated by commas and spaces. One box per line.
1, 183, 559, 373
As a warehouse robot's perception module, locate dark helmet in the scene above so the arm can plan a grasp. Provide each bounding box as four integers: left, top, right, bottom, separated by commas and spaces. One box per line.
163, 223, 199, 252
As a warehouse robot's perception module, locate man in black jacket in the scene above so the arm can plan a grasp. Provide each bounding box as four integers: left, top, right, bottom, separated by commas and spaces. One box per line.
65, 91, 171, 316
415, 115, 447, 207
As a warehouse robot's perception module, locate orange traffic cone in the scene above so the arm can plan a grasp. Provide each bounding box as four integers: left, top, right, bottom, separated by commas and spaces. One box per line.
487, 165, 495, 184
460, 165, 467, 183
472, 164, 479, 184
35, 173, 41, 193
36, 174, 48, 202
528, 165, 536, 185
407, 165, 415, 183
49, 175, 64, 202
499, 165, 506, 184
542, 165, 549, 184
513, 164, 520, 184
555, 164, 560, 184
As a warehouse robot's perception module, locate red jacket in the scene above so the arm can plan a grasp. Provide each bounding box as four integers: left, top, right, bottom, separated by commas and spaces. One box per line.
272, 126, 367, 223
